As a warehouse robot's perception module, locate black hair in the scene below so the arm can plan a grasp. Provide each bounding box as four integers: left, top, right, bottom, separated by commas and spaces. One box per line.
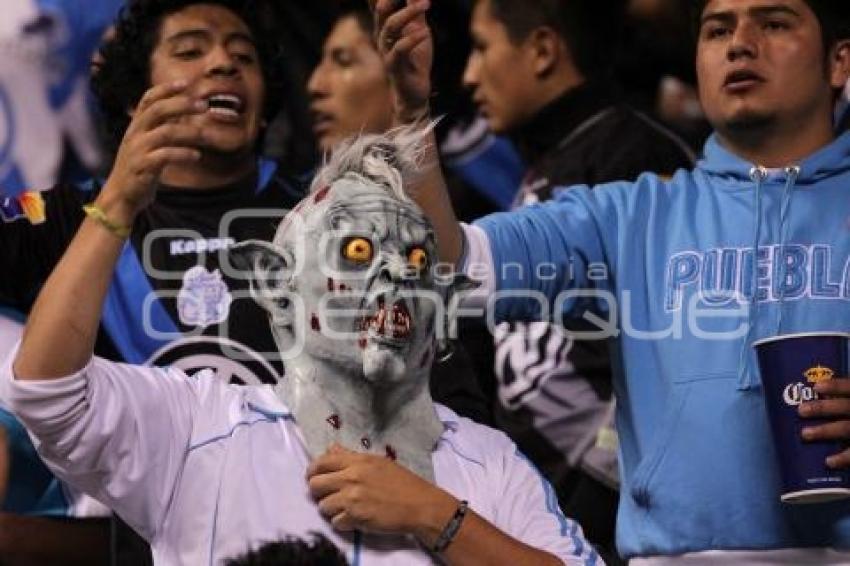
225, 533, 349, 566
689, 0, 850, 52
336, 0, 374, 37
91, 0, 285, 153
483, 0, 628, 79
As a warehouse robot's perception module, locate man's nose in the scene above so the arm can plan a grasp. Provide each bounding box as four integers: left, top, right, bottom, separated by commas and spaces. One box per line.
307, 65, 328, 99
462, 54, 479, 90
727, 22, 759, 61
207, 46, 239, 77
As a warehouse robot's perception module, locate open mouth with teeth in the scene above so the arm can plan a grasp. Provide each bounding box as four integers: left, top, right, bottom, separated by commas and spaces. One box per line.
359, 295, 412, 347
206, 94, 245, 118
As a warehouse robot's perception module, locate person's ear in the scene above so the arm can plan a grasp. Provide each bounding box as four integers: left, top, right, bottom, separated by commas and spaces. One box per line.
528, 26, 562, 78
828, 39, 850, 89
434, 272, 480, 359
230, 240, 296, 324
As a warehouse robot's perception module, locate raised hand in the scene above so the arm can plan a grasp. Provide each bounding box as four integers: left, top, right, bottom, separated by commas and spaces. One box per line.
371, 0, 433, 122
101, 80, 207, 218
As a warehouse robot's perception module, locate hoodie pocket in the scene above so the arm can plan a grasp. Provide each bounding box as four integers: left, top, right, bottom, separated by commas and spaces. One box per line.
629, 372, 749, 504
629, 383, 691, 508
627, 373, 781, 549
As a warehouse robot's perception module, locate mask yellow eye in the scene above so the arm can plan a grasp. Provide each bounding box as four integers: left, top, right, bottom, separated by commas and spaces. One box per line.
343, 238, 373, 263
408, 247, 428, 270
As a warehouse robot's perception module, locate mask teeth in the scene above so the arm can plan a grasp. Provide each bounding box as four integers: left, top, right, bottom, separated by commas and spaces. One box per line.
376, 305, 387, 335
360, 295, 412, 339
390, 303, 411, 338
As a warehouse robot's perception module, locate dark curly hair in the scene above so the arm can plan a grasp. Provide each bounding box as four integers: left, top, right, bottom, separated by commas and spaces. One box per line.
225, 533, 348, 566
91, 0, 286, 154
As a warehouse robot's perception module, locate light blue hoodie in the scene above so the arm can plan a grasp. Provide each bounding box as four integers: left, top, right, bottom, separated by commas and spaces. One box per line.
475, 132, 850, 557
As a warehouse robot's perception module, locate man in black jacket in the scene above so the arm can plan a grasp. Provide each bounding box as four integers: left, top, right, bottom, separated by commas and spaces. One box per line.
462, 0, 695, 562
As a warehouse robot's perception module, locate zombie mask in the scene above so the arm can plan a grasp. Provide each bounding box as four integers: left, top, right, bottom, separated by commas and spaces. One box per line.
231, 129, 467, 482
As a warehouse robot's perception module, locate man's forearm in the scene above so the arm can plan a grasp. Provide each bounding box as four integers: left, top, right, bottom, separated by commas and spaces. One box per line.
407, 126, 464, 266
413, 500, 563, 566
445, 511, 564, 566
375, 0, 464, 267
13, 191, 134, 380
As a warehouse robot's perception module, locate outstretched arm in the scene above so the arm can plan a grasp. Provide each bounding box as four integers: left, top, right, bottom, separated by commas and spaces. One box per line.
14, 81, 205, 380
371, 0, 464, 266
3, 80, 208, 540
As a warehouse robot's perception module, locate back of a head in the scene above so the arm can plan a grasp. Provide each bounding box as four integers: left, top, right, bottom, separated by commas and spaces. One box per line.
485, 0, 628, 79
225, 533, 348, 566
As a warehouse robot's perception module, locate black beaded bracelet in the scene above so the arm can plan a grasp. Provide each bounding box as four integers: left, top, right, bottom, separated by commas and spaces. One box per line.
432, 499, 469, 554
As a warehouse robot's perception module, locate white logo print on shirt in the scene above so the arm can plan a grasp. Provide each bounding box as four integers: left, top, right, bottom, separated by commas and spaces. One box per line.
177, 266, 232, 328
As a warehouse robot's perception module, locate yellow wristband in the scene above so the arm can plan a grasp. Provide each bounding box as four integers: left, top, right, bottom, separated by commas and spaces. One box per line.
82, 203, 131, 239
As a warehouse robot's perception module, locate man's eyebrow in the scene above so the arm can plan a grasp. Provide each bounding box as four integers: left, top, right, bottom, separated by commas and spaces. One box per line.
701, 4, 801, 26
165, 29, 256, 47
165, 29, 210, 44
750, 5, 801, 20
700, 11, 734, 27
226, 31, 257, 48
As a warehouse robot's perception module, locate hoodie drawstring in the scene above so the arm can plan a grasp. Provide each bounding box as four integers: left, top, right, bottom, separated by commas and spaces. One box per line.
736, 166, 800, 391
775, 166, 800, 334
737, 166, 767, 390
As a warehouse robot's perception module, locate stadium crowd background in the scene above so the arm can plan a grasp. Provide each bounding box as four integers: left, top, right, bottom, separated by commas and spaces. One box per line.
2, 0, 850, 564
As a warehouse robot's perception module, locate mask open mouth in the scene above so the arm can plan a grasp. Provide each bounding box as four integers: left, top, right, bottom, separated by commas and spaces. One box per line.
360, 295, 412, 347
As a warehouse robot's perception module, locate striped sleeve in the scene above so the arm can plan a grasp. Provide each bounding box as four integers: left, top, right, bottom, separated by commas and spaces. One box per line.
496, 444, 603, 565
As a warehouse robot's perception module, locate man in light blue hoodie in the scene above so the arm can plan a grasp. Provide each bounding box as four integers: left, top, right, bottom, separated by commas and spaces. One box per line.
374, 0, 850, 562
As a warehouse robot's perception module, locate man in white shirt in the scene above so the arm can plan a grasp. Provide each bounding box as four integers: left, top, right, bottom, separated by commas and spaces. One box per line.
2, 118, 599, 564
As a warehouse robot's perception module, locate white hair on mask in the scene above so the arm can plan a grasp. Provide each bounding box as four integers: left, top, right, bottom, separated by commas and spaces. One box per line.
310, 121, 438, 203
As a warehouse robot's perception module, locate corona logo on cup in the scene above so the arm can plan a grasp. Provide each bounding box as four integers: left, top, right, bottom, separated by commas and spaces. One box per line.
804, 364, 834, 384
783, 363, 834, 406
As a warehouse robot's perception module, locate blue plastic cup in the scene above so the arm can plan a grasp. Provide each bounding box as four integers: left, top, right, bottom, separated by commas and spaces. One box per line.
754, 332, 850, 503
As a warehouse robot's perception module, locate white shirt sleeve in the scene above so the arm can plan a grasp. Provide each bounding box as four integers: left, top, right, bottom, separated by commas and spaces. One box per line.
0, 344, 199, 540
459, 223, 496, 310
496, 444, 604, 565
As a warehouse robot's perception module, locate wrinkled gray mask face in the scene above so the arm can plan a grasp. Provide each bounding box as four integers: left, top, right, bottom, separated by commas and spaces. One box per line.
232, 177, 447, 482
292, 179, 440, 383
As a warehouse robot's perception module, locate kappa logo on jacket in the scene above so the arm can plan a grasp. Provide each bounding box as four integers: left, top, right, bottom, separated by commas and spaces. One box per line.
170, 237, 235, 256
